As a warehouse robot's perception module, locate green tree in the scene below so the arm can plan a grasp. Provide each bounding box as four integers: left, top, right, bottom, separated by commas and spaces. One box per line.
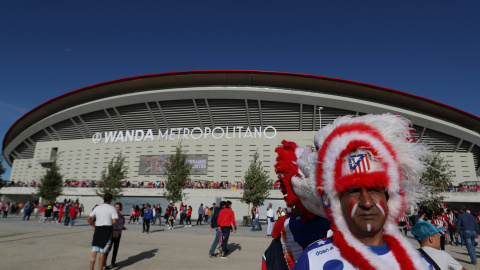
420, 154, 453, 210
0, 156, 6, 189
163, 144, 192, 203
241, 151, 272, 216
96, 152, 129, 200
36, 159, 63, 201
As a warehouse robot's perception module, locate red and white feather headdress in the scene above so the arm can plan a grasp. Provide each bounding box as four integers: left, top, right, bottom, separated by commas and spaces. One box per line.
275, 114, 432, 270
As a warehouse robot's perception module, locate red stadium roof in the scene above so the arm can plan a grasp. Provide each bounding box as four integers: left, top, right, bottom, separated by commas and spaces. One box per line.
4, 70, 480, 152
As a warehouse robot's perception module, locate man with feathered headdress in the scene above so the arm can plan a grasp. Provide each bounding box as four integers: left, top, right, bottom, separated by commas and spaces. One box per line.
275, 114, 435, 270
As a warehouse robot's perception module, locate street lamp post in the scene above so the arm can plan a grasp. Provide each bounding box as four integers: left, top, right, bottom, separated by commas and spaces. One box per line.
318, 107, 323, 129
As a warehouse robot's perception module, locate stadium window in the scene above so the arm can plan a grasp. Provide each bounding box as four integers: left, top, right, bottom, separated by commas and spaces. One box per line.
50, 147, 58, 159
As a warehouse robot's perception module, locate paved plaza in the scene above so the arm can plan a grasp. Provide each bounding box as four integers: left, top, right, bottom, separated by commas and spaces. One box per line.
0, 215, 478, 270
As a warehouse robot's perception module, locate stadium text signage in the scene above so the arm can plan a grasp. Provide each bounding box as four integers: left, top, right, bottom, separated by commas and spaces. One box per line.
92, 126, 277, 144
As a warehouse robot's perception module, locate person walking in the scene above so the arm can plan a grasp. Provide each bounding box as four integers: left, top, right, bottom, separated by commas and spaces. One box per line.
23, 201, 31, 221
140, 204, 146, 226
178, 202, 185, 225
79, 203, 84, 217
58, 203, 64, 223
186, 206, 192, 227
167, 202, 175, 229
209, 201, 224, 257
398, 214, 409, 237
197, 203, 204, 225
64, 201, 71, 226
134, 205, 141, 224
143, 204, 153, 234
51, 203, 59, 223
2, 202, 9, 218
69, 203, 79, 227
87, 194, 118, 270
204, 205, 209, 223
44, 201, 53, 223
445, 209, 456, 245
38, 203, 46, 222
266, 203, 274, 236
431, 211, 447, 250
152, 204, 162, 226
455, 206, 480, 265
217, 201, 237, 259
163, 206, 170, 226
105, 202, 125, 268
128, 205, 136, 224
251, 204, 262, 231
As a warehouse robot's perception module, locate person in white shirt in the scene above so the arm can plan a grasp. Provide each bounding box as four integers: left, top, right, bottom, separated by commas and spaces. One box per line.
266, 203, 274, 236
87, 194, 118, 270
412, 221, 466, 270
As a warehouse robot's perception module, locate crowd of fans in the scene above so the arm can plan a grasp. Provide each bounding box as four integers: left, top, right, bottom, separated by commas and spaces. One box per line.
126, 202, 218, 230
4, 180, 281, 190
5, 180, 479, 193
448, 183, 480, 192
397, 205, 480, 249
1, 199, 220, 231
1, 198, 84, 227
5, 180, 37, 187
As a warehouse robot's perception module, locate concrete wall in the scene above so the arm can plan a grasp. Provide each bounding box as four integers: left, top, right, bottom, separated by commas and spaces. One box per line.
439, 152, 478, 185
10, 130, 316, 185
9, 130, 477, 187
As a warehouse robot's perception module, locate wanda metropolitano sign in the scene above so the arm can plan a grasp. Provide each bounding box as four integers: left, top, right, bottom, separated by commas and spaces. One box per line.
92, 126, 277, 144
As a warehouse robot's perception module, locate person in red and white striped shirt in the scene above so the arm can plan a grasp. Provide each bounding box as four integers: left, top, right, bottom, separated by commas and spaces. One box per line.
397, 215, 409, 237
445, 210, 456, 245
431, 211, 448, 250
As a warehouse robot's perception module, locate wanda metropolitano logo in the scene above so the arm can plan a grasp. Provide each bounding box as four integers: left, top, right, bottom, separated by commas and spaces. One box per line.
92, 126, 277, 144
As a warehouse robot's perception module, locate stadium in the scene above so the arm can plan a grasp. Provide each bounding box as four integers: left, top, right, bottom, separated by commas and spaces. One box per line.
2, 70, 480, 213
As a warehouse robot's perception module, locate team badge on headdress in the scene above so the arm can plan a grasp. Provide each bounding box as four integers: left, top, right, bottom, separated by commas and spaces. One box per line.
348, 154, 370, 173
321, 193, 330, 208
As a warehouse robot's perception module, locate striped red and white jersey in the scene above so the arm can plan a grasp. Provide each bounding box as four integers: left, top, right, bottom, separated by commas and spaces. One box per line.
444, 213, 455, 230
444, 213, 454, 225
398, 215, 408, 222
431, 218, 447, 235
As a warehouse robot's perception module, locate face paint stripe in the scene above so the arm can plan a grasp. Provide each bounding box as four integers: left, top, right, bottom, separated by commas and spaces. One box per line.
349, 201, 358, 219
376, 201, 385, 217
367, 223, 374, 232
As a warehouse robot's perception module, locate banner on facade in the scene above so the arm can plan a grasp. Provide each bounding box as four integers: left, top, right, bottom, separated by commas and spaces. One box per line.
139, 154, 208, 175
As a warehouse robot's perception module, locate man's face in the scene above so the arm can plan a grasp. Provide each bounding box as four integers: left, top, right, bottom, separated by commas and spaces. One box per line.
430, 233, 441, 249
339, 186, 388, 238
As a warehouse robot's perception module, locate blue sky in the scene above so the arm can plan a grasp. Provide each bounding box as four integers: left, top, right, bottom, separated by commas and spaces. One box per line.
1, 1, 479, 179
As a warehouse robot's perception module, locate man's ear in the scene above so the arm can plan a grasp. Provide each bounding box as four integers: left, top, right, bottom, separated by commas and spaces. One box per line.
428, 235, 435, 243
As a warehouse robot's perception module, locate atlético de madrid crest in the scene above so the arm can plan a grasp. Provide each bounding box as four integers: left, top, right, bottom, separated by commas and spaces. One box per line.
348, 154, 371, 173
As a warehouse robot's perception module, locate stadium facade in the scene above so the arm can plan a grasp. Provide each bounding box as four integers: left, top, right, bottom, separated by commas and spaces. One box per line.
3, 70, 480, 186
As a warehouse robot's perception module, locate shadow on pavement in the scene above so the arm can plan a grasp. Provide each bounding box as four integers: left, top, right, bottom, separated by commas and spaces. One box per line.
451, 250, 480, 264
0, 229, 89, 243
227, 243, 242, 254
146, 228, 166, 234
115, 248, 158, 269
